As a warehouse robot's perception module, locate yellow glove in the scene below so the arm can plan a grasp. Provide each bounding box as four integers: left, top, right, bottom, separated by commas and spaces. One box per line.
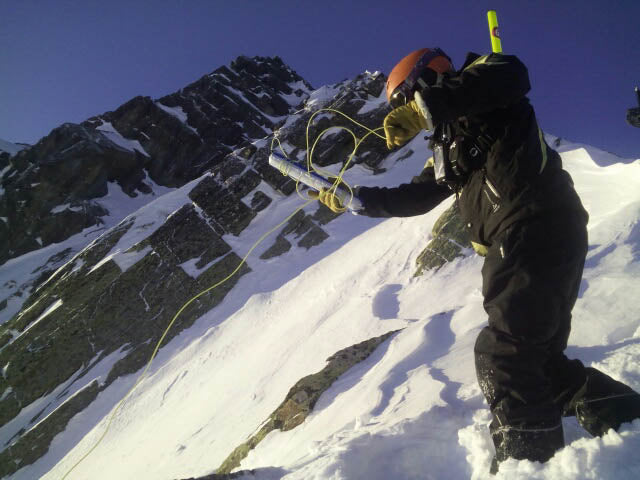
308, 188, 346, 213
383, 100, 429, 150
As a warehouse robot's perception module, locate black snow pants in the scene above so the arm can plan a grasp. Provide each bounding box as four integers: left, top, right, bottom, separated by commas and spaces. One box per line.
474, 209, 588, 464
475, 208, 640, 469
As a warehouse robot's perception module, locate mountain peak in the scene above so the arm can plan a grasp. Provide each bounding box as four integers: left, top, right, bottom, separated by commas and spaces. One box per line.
0, 54, 316, 265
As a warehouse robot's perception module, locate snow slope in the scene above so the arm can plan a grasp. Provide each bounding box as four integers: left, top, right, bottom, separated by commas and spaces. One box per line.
0, 176, 175, 327
11, 141, 640, 480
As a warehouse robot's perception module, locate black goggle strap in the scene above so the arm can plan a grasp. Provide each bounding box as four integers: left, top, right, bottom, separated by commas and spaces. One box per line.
405, 47, 450, 91
416, 70, 445, 90
390, 48, 450, 109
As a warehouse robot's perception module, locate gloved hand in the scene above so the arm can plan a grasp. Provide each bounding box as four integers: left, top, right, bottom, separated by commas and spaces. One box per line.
308, 188, 346, 213
383, 100, 429, 150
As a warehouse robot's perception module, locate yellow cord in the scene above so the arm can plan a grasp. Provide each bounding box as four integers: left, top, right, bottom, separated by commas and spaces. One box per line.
61, 202, 312, 479
62, 105, 385, 478
272, 107, 385, 212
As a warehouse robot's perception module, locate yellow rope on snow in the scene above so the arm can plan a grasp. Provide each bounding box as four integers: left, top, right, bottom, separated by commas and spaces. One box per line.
61, 199, 312, 479
63, 106, 385, 478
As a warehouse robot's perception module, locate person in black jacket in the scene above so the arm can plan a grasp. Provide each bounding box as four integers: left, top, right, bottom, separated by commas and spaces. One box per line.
315, 48, 640, 472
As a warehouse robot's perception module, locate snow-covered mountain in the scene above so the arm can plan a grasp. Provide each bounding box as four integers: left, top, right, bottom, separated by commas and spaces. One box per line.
0, 56, 314, 266
1, 56, 639, 480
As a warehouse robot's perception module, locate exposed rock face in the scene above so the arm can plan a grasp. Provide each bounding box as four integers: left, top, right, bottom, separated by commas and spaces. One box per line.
0, 56, 311, 266
414, 202, 474, 275
179, 470, 284, 480
259, 209, 330, 260
0, 123, 120, 263
217, 331, 399, 474
0, 209, 251, 477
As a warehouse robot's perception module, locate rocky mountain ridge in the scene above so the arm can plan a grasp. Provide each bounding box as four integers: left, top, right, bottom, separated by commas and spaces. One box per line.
0, 56, 311, 266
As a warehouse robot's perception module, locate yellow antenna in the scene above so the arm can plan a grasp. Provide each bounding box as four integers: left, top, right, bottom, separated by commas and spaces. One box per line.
487, 10, 502, 53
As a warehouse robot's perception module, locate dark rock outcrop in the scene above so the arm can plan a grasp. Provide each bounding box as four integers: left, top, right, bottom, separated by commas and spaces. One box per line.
414, 202, 474, 275
179, 469, 288, 480
0, 210, 250, 477
0, 123, 131, 263
0, 56, 312, 266
217, 330, 399, 474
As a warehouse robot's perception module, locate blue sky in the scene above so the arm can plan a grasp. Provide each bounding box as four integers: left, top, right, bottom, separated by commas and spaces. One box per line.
1, 0, 639, 158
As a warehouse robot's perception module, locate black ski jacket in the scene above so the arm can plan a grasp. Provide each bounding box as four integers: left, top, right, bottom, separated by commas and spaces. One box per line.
357, 52, 587, 248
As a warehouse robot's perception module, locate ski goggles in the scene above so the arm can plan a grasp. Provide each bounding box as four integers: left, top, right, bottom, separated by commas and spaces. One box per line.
389, 87, 413, 109
389, 48, 450, 109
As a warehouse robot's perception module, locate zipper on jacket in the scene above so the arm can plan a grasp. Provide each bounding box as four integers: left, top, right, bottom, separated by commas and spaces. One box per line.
483, 174, 501, 213
485, 176, 501, 199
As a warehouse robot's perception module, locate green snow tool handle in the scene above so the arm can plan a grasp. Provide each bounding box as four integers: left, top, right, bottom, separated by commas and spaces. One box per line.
488, 10, 502, 53
268, 151, 363, 211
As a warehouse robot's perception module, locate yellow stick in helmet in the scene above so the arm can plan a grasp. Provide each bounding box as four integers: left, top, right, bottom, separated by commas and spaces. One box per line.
487, 10, 502, 53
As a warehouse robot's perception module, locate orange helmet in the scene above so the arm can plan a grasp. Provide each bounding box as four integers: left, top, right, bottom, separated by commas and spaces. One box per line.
386, 48, 453, 107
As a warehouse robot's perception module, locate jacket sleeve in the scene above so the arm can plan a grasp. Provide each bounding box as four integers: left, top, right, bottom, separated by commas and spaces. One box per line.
355, 165, 452, 218
424, 53, 531, 123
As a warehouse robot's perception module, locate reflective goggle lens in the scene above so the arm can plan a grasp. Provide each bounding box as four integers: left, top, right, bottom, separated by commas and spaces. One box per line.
390, 89, 409, 109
